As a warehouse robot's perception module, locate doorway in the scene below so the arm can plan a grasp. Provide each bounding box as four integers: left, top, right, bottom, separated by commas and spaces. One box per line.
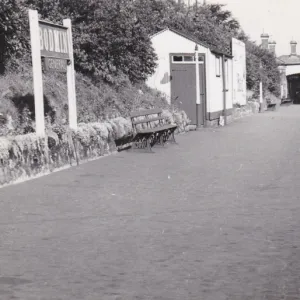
170, 53, 206, 126
287, 74, 300, 104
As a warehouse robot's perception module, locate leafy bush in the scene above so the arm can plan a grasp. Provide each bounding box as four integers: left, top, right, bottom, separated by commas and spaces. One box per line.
0, 59, 178, 135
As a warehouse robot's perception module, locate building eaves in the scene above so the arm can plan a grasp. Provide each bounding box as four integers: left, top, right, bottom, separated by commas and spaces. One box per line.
277, 55, 300, 66
150, 27, 233, 58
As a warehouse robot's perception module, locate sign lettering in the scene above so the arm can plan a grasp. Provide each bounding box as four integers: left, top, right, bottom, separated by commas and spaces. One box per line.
39, 21, 69, 59
43, 57, 67, 72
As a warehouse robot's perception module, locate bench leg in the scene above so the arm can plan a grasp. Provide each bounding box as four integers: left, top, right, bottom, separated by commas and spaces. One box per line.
152, 132, 165, 148
165, 129, 177, 144
170, 131, 177, 143
131, 136, 154, 153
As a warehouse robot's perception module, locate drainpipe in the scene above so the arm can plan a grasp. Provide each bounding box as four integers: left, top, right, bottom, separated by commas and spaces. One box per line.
195, 44, 201, 128
222, 54, 227, 125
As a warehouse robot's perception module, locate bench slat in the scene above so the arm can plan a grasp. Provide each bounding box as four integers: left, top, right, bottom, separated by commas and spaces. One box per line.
136, 124, 177, 134
132, 116, 165, 125
130, 108, 162, 118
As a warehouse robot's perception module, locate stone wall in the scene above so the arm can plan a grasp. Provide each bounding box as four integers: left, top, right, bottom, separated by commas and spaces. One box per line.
0, 110, 192, 188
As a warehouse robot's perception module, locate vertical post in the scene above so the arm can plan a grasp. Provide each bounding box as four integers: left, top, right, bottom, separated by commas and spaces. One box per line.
195, 44, 201, 128
259, 81, 263, 110
222, 54, 227, 125
63, 19, 77, 131
259, 62, 263, 112
29, 9, 45, 136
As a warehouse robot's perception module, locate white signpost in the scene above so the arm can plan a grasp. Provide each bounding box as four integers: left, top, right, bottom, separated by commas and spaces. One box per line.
232, 38, 247, 106
29, 9, 77, 136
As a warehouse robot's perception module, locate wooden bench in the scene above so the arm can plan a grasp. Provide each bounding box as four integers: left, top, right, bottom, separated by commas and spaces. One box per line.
130, 108, 178, 152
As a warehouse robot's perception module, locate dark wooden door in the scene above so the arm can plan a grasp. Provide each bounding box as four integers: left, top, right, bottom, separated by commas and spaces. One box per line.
170, 56, 206, 125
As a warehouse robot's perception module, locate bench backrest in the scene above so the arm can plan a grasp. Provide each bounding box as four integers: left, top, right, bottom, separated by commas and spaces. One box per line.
130, 108, 165, 132
130, 108, 162, 118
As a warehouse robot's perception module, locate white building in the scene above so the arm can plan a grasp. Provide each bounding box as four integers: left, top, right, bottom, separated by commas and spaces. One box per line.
147, 28, 246, 127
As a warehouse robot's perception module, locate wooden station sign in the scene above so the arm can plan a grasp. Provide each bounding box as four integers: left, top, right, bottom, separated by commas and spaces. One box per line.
29, 9, 77, 135
39, 20, 70, 72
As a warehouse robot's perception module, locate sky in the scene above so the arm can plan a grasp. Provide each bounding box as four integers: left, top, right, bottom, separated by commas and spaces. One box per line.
208, 0, 299, 56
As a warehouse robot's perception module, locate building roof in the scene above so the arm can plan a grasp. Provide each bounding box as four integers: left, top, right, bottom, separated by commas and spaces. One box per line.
276, 57, 285, 64
261, 33, 269, 38
277, 54, 300, 66
150, 27, 233, 58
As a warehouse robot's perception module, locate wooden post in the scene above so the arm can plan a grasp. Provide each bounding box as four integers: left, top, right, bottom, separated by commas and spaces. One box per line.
63, 19, 77, 130
195, 44, 201, 128
29, 9, 45, 136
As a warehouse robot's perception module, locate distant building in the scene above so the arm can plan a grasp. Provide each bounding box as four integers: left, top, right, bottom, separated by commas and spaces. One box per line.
277, 41, 300, 103
260, 33, 300, 103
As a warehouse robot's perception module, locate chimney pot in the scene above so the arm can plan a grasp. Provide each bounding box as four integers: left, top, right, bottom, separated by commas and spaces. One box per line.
290, 40, 297, 55
261, 33, 269, 49
268, 39, 276, 55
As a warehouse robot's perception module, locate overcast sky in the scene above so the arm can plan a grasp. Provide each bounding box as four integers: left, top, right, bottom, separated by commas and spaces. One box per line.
208, 0, 299, 56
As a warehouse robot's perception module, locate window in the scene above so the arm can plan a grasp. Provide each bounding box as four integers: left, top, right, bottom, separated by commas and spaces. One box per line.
172, 54, 205, 63
184, 55, 194, 62
198, 55, 204, 62
173, 55, 183, 62
215, 56, 221, 77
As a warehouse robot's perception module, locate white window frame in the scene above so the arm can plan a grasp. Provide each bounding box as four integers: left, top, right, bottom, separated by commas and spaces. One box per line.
215, 56, 221, 77
171, 54, 205, 64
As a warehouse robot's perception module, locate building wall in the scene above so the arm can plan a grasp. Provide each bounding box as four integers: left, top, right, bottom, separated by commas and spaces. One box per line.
232, 38, 247, 105
147, 29, 233, 115
285, 65, 300, 76
278, 66, 288, 99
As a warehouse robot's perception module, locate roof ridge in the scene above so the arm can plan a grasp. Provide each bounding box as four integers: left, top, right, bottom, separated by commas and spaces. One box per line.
150, 27, 233, 57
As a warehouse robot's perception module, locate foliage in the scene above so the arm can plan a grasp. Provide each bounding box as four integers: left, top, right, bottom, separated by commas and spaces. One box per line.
1, 0, 280, 93
0, 57, 179, 135
0, 0, 280, 134
24, 0, 157, 84
132, 0, 280, 94
245, 41, 280, 97
0, 0, 30, 72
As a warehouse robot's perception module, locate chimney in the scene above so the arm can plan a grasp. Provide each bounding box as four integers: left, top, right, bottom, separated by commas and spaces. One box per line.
268, 39, 276, 55
261, 33, 269, 49
290, 40, 297, 55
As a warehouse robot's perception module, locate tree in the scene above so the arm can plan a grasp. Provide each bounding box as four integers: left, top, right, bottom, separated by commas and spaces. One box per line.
245, 41, 280, 96
25, 0, 157, 84
4, 0, 280, 95
0, 0, 30, 72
